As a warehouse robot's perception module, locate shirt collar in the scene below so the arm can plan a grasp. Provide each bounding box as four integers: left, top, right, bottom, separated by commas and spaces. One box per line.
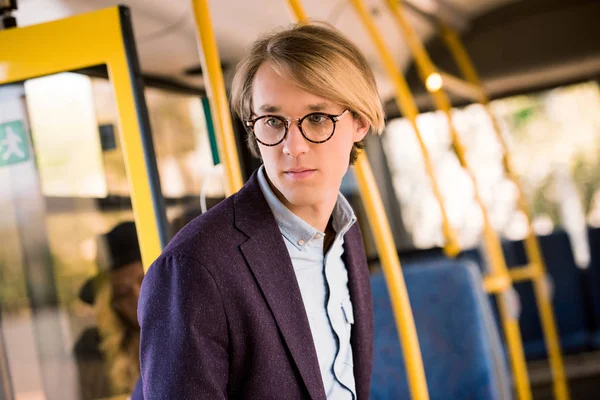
257, 165, 356, 251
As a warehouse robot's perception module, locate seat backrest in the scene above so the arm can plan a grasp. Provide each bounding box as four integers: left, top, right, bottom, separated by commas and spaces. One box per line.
588, 227, 600, 347
509, 232, 589, 357
462, 232, 591, 358
370, 259, 512, 400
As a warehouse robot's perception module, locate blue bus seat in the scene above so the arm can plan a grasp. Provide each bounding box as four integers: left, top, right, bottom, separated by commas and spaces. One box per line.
514, 232, 589, 358
370, 260, 512, 400
588, 227, 600, 348
462, 231, 590, 359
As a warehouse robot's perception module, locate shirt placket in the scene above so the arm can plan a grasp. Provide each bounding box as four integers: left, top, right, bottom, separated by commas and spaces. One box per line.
324, 237, 356, 399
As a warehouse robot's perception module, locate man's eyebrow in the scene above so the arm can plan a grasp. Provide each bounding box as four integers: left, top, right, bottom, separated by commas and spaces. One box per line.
258, 104, 280, 113
256, 102, 332, 114
306, 102, 331, 112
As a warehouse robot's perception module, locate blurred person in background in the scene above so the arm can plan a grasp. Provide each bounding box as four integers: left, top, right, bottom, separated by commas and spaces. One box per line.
74, 221, 144, 400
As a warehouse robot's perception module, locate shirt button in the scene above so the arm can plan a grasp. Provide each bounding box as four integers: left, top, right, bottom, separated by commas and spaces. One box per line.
315, 233, 323, 240
298, 239, 305, 246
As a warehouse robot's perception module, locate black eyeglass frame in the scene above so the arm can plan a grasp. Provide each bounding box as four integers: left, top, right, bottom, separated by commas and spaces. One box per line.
245, 109, 349, 146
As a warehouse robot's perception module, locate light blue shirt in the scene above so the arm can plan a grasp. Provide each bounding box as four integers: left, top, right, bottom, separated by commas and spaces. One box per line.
257, 166, 357, 399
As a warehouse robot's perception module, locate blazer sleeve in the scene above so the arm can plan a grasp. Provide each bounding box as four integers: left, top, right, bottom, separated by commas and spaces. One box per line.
138, 252, 229, 399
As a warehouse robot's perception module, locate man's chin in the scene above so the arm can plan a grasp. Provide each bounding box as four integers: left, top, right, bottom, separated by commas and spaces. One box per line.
280, 190, 321, 208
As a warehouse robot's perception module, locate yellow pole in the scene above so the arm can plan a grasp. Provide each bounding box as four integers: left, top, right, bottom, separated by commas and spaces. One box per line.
285, 0, 309, 22
384, 2, 534, 399
191, 0, 244, 195
354, 155, 430, 400
437, 26, 481, 86
344, 0, 461, 258
439, 24, 570, 400
285, 1, 431, 398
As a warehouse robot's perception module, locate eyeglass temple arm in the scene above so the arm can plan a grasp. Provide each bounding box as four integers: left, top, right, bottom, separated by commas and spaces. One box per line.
332, 109, 349, 121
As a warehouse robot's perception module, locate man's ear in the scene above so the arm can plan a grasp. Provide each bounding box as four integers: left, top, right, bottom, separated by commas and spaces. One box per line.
353, 115, 370, 143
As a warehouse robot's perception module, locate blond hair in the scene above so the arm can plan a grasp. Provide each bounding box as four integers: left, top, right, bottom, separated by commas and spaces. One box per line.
231, 22, 385, 164
95, 277, 140, 395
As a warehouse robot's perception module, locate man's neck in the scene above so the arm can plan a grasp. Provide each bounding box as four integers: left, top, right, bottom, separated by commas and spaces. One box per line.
281, 194, 337, 233
266, 177, 338, 233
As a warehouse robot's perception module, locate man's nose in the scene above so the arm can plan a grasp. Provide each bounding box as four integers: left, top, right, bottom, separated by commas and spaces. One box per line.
283, 123, 309, 157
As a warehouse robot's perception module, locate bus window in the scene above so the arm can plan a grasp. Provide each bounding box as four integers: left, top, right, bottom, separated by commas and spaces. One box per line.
88, 79, 226, 239
383, 81, 600, 252
1, 70, 146, 400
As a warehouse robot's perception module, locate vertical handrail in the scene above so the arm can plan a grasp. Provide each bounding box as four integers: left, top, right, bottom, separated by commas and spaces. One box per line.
345, 0, 461, 258
384, 1, 537, 398
191, 0, 244, 195
353, 155, 429, 400
439, 23, 571, 400
286, 1, 430, 398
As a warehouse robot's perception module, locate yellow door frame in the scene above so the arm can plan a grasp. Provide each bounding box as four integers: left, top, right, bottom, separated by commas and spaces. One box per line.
0, 6, 168, 271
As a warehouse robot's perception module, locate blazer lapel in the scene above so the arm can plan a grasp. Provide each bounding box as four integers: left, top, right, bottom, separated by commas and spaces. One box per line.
234, 173, 327, 400
343, 224, 374, 400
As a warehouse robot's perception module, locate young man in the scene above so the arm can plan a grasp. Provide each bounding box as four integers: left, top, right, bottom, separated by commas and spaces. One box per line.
137, 22, 385, 399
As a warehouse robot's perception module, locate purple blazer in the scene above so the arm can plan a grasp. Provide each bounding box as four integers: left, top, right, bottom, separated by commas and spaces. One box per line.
137, 172, 374, 399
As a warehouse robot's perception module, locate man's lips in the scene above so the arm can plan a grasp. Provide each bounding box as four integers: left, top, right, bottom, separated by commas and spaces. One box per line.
285, 167, 314, 173
284, 168, 316, 179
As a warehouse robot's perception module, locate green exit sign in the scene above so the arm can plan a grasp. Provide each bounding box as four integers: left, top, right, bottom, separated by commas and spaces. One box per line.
0, 120, 31, 167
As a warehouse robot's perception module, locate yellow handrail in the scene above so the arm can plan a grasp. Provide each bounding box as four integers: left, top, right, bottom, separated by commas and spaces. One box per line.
439, 23, 571, 400
191, 0, 244, 195
384, 1, 534, 399
347, 0, 461, 258
286, 0, 430, 398
353, 155, 430, 400
285, 0, 308, 22
508, 264, 543, 282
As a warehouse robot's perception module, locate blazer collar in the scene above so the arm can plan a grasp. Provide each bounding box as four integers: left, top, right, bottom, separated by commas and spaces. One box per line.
343, 224, 374, 400
234, 171, 327, 400
234, 171, 373, 399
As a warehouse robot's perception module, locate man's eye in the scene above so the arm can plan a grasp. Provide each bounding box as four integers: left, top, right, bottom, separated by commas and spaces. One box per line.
265, 118, 283, 128
308, 114, 327, 124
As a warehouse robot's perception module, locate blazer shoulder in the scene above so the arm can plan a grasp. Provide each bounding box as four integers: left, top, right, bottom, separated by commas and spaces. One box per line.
159, 195, 245, 266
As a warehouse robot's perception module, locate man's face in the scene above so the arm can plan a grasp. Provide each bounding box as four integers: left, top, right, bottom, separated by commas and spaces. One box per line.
251, 62, 368, 211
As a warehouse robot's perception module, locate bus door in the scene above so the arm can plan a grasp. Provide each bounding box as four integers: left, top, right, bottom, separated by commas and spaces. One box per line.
0, 6, 166, 399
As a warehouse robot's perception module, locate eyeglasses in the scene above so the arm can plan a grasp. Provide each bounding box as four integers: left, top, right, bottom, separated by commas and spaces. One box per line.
245, 110, 349, 146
